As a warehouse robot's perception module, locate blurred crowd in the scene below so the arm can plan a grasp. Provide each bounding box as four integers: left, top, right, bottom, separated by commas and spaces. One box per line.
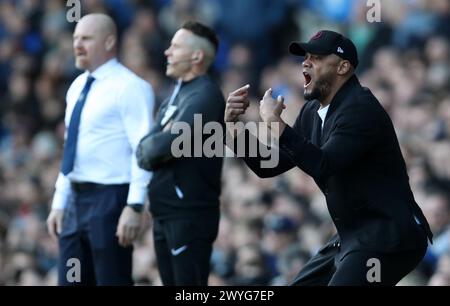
0, 0, 449, 286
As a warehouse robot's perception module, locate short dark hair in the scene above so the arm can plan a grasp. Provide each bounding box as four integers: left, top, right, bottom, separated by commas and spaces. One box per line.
181, 21, 219, 53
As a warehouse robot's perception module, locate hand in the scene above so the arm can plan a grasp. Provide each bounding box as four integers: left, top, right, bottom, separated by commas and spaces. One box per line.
259, 88, 286, 123
140, 209, 152, 234
116, 206, 144, 247
225, 84, 250, 122
46, 209, 64, 240
259, 88, 287, 137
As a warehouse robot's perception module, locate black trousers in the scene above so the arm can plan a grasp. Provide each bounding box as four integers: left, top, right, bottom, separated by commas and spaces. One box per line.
153, 213, 219, 285
290, 234, 427, 286
58, 184, 133, 286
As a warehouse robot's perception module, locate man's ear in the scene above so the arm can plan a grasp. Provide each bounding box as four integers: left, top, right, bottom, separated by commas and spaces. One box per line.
105, 34, 116, 52
192, 50, 204, 63
337, 60, 351, 75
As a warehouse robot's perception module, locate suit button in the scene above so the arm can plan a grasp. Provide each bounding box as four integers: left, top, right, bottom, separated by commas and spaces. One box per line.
324, 188, 329, 195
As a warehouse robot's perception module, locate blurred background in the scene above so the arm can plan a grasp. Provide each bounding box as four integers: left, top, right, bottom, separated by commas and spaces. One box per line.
0, 0, 449, 286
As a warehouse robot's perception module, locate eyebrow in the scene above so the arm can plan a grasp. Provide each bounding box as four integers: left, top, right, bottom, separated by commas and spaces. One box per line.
73, 34, 94, 39
304, 53, 325, 59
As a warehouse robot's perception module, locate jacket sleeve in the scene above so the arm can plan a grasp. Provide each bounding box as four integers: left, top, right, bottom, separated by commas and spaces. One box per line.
278, 99, 380, 181
137, 90, 223, 171
223, 103, 310, 178
239, 129, 295, 178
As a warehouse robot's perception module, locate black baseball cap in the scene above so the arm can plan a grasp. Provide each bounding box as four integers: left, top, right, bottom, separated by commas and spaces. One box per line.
289, 30, 358, 68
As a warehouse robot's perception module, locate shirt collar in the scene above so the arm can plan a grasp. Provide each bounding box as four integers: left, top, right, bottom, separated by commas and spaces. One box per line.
317, 104, 330, 122
179, 74, 209, 87
329, 74, 359, 107
322, 74, 360, 118
88, 58, 119, 80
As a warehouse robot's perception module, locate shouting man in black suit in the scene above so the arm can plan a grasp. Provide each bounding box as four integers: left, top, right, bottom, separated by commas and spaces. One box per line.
224, 30, 433, 286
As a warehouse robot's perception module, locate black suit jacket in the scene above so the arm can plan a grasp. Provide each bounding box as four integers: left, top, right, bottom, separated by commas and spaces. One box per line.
242, 75, 433, 261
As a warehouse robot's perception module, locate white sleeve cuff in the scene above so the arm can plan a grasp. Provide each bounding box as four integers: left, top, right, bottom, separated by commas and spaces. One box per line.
127, 183, 148, 205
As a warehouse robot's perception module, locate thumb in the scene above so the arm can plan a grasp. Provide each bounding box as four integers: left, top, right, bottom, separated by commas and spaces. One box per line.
263, 88, 273, 99
116, 222, 121, 237
277, 95, 286, 109
47, 220, 56, 239
56, 216, 62, 235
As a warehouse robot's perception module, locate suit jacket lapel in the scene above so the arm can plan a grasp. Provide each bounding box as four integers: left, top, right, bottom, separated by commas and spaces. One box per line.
321, 113, 333, 145
311, 102, 322, 146
319, 76, 360, 145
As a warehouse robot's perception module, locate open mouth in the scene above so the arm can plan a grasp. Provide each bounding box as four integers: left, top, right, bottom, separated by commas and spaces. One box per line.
303, 71, 312, 88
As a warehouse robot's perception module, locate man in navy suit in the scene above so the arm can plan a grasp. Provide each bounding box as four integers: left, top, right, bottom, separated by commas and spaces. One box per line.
225, 30, 433, 286
47, 14, 154, 285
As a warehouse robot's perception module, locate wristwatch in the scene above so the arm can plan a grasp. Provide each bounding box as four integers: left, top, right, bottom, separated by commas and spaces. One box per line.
127, 203, 144, 213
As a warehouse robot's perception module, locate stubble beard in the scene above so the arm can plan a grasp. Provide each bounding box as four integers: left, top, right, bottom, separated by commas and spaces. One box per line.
304, 73, 334, 102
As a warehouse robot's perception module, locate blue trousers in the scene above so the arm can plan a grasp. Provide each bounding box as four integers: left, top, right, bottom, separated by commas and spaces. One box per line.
58, 184, 133, 285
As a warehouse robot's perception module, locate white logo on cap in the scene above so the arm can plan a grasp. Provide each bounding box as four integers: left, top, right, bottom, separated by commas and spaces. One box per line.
337, 47, 344, 53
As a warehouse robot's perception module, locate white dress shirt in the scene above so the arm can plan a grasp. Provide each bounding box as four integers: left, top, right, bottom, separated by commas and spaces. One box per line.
52, 58, 154, 209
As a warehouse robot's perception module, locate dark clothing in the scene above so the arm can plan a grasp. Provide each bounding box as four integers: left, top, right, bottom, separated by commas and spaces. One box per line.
137, 74, 225, 285
137, 75, 225, 219
153, 214, 219, 285
239, 75, 433, 285
290, 234, 427, 286
289, 235, 341, 286
58, 184, 132, 286
328, 247, 426, 286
